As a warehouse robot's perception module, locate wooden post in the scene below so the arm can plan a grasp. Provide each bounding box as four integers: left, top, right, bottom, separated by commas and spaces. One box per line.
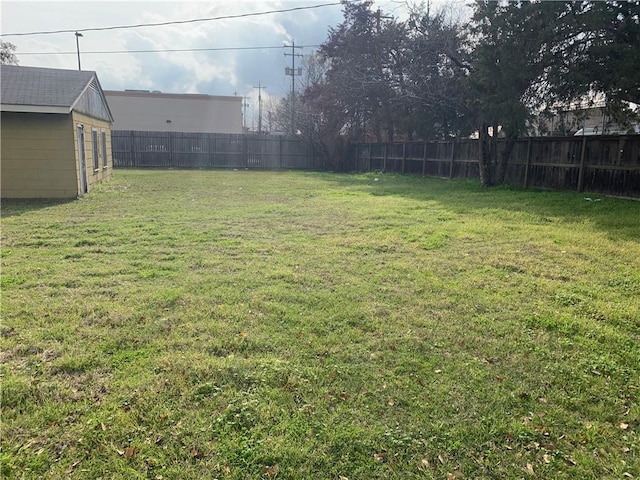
131, 130, 137, 168
209, 134, 215, 168
577, 135, 588, 192
422, 141, 427, 176
168, 132, 174, 168
449, 140, 456, 178
279, 135, 284, 169
401, 142, 406, 173
523, 137, 532, 187
243, 135, 248, 168
383, 144, 388, 172
368, 144, 373, 172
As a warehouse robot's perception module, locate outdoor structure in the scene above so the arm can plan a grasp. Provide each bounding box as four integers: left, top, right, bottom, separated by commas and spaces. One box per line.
104, 90, 243, 134
530, 104, 640, 136
1, 65, 114, 198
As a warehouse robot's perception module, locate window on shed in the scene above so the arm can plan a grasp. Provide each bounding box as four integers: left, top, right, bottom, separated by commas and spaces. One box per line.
101, 130, 108, 168
92, 130, 99, 171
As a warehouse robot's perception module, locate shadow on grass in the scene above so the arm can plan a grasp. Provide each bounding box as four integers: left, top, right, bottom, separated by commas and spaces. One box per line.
305, 172, 640, 242
1, 198, 77, 218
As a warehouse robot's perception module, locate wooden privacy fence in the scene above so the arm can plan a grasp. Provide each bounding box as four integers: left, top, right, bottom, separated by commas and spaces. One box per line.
352, 135, 640, 197
112, 131, 322, 170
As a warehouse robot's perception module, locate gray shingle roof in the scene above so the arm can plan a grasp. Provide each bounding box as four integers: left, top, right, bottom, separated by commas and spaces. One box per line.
1, 65, 96, 109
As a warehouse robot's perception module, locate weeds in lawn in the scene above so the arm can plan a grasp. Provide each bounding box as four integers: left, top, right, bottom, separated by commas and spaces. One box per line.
2, 170, 639, 479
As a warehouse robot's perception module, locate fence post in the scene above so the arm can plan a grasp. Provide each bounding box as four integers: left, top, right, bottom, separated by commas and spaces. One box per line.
243, 135, 248, 168
383, 144, 388, 172
422, 141, 427, 176
523, 137, 532, 187
279, 135, 284, 169
169, 132, 174, 167
449, 140, 456, 178
402, 142, 406, 173
577, 135, 588, 192
368, 144, 372, 172
209, 134, 215, 167
130, 130, 136, 167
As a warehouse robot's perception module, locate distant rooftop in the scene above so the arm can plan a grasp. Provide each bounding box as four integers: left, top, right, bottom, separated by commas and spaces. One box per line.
104, 90, 241, 102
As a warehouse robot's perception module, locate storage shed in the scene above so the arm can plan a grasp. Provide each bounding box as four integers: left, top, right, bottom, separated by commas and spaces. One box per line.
1, 65, 114, 198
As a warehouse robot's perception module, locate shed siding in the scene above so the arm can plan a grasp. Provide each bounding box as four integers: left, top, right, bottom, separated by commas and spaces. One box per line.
1, 112, 77, 198
72, 111, 113, 193
74, 79, 112, 122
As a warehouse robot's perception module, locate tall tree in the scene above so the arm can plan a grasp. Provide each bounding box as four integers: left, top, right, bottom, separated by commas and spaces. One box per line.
545, 2, 640, 119
403, 4, 473, 140
1, 41, 19, 65
469, 1, 640, 186
316, 0, 406, 142
469, 1, 563, 186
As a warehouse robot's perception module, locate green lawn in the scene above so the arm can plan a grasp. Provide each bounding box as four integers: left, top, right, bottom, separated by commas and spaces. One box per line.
1, 169, 639, 479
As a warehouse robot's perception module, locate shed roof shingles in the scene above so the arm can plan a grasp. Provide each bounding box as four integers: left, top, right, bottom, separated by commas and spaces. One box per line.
1, 65, 95, 108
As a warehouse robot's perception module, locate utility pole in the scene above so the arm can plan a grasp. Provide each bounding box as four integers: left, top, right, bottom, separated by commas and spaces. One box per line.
285, 40, 303, 135
373, 8, 392, 32
242, 96, 249, 132
75, 31, 83, 70
253, 82, 266, 134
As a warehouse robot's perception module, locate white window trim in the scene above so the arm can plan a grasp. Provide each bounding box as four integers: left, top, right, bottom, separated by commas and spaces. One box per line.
101, 129, 108, 169
92, 128, 100, 172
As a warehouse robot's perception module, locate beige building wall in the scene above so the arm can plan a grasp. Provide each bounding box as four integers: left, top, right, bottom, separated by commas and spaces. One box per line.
1, 112, 77, 198
105, 91, 243, 134
72, 111, 113, 193
0, 112, 113, 198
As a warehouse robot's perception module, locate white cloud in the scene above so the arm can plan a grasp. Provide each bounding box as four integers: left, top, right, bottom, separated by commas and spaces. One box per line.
2, 0, 448, 126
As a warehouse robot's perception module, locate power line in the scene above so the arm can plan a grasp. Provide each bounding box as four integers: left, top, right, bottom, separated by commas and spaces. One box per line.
1, 2, 342, 37
17, 45, 322, 56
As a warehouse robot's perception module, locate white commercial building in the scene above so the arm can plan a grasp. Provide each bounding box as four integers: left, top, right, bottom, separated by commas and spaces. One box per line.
104, 90, 243, 134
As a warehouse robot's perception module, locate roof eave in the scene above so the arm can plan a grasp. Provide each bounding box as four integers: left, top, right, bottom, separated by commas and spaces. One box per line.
0, 104, 71, 114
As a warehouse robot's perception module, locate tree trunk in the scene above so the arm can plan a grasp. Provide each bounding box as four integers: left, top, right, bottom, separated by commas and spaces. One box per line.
496, 134, 517, 185
478, 122, 493, 186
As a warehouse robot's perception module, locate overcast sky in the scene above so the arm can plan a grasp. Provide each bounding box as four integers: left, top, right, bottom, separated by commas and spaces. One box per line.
2, 0, 455, 127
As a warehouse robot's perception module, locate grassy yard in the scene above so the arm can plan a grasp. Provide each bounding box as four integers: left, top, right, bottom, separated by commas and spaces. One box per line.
1, 169, 639, 479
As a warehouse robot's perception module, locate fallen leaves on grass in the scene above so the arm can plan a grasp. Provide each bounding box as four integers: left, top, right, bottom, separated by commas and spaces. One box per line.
373, 452, 387, 462
446, 470, 465, 479
263, 464, 279, 478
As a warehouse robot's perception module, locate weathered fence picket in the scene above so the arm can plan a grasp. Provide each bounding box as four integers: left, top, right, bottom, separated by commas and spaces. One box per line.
112, 131, 640, 197
112, 131, 321, 171
352, 136, 640, 197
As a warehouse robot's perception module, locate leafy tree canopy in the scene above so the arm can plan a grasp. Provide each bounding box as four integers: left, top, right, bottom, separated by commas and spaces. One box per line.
296, 0, 640, 183
1, 41, 19, 65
